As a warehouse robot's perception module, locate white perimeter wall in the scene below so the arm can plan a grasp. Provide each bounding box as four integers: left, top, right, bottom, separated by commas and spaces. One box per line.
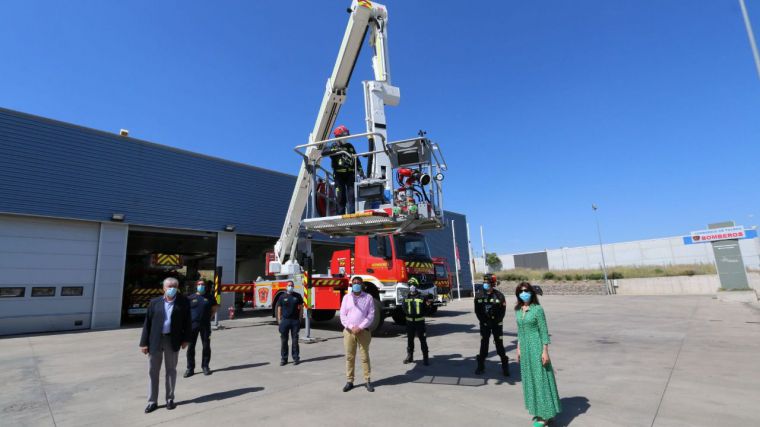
496, 236, 760, 271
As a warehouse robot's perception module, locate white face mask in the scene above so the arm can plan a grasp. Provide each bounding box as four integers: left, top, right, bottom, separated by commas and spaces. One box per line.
286, 285, 294, 294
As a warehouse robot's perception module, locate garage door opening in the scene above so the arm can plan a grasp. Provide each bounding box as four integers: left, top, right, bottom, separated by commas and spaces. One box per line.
122, 229, 217, 324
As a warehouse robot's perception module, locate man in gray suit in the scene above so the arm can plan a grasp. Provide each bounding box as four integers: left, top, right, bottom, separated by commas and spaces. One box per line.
139, 277, 192, 413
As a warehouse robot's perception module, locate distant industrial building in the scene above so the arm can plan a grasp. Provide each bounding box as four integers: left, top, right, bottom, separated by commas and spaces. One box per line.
487, 231, 760, 271
0, 108, 471, 335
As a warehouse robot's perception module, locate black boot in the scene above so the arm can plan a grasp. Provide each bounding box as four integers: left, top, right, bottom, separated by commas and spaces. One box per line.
403, 350, 413, 364
501, 355, 510, 377
475, 356, 485, 375
423, 353, 430, 366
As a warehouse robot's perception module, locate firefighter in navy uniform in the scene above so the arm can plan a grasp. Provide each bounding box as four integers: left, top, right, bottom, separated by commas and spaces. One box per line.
184, 280, 218, 377
474, 274, 510, 376
322, 125, 364, 215
402, 278, 432, 365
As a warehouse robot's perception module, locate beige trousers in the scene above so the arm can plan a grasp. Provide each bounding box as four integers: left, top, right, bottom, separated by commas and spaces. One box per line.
343, 328, 371, 382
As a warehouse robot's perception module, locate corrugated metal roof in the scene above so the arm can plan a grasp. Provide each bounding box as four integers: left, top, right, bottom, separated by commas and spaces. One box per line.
0, 107, 293, 236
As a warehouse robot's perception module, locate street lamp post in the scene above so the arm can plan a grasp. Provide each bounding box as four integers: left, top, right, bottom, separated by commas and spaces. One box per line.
739, 0, 760, 80
592, 204, 612, 294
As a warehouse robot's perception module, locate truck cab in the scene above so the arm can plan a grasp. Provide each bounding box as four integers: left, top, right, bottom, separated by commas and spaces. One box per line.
330, 232, 437, 325
432, 256, 453, 310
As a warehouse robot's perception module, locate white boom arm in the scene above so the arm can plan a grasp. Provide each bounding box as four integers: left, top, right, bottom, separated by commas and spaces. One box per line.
273, 1, 391, 272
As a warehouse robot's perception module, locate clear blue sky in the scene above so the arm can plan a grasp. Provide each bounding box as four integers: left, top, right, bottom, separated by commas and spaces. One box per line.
1, 1, 759, 255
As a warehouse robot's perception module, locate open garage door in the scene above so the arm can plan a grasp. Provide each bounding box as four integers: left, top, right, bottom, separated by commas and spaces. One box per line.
122, 229, 217, 323
0, 215, 99, 335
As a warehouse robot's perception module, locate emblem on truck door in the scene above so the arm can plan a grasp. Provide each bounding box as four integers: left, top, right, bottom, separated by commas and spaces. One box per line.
258, 288, 270, 304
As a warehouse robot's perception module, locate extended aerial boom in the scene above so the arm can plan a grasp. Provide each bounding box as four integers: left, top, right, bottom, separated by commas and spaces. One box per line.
273, 1, 391, 273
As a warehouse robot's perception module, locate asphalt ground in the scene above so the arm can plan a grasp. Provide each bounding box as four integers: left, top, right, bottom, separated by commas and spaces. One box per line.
2, 295, 759, 427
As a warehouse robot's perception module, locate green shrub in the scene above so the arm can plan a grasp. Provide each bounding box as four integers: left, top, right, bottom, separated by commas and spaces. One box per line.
610, 271, 624, 279
574, 274, 584, 281
542, 272, 556, 280
588, 272, 603, 280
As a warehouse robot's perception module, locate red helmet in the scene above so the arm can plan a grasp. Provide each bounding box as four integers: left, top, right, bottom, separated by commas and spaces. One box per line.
484, 274, 498, 285
333, 125, 350, 137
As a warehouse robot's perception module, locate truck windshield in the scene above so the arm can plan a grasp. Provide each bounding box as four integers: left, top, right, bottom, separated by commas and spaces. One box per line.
434, 264, 447, 279
393, 234, 432, 260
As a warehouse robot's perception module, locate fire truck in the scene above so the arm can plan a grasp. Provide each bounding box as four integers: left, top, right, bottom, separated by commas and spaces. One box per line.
226, 0, 447, 332
431, 257, 453, 312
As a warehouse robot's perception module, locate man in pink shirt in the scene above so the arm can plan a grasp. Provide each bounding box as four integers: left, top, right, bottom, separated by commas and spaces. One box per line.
340, 277, 376, 392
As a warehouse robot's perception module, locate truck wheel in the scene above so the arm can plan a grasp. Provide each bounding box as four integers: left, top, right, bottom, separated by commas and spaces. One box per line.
369, 298, 384, 332
311, 309, 336, 322
391, 309, 407, 325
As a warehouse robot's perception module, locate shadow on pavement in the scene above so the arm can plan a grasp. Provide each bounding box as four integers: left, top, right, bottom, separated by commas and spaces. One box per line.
429, 309, 469, 318
552, 396, 590, 426
298, 354, 344, 364
373, 353, 519, 388
177, 387, 264, 405
213, 362, 269, 373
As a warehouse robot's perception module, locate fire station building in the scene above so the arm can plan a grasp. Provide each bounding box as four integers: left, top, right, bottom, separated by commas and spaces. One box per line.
0, 107, 472, 336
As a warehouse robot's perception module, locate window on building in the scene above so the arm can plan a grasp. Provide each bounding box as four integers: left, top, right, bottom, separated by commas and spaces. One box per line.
61, 286, 84, 296
31, 287, 56, 297
0, 287, 25, 298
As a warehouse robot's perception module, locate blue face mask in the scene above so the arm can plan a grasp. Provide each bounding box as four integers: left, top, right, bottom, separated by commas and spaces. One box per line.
352, 284, 362, 293
166, 287, 178, 298
483, 283, 490, 291
287, 285, 294, 294
197, 285, 205, 294
519, 291, 531, 303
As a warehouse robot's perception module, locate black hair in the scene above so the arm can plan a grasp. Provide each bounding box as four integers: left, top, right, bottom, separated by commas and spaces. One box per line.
514, 282, 540, 310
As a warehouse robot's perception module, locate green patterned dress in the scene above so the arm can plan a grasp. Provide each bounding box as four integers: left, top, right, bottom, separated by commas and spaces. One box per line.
516, 304, 561, 420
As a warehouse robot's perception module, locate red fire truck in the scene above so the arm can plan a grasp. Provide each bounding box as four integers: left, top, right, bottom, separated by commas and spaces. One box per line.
237, 232, 441, 330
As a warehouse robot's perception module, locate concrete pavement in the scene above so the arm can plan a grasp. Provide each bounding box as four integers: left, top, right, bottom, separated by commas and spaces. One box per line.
1, 295, 759, 426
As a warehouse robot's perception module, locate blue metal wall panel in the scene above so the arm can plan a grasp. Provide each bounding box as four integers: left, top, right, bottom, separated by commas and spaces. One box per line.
0, 108, 294, 237
424, 211, 473, 288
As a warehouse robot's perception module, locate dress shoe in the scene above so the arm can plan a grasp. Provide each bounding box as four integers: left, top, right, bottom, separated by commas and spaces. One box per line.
280, 360, 287, 366
166, 400, 176, 410
342, 382, 354, 392
183, 369, 194, 378
202, 367, 211, 376
145, 403, 158, 414
365, 381, 374, 392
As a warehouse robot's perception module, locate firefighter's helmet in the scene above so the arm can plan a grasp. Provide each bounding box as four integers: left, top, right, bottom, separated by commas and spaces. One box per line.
333, 125, 350, 137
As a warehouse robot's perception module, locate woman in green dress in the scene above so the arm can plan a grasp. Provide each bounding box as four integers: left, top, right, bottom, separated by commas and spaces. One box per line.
515, 282, 561, 426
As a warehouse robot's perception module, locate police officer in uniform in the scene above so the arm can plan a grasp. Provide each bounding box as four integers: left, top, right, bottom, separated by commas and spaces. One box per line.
322, 125, 364, 215
277, 283, 304, 366
184, 280, 217, 377
402, 278, 432, 365
474, 274, 510, 376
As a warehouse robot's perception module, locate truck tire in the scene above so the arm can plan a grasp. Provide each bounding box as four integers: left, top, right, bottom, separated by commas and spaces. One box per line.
391, 309, 407, 325
369, 298, 384, 333
311, 309, 336, 322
